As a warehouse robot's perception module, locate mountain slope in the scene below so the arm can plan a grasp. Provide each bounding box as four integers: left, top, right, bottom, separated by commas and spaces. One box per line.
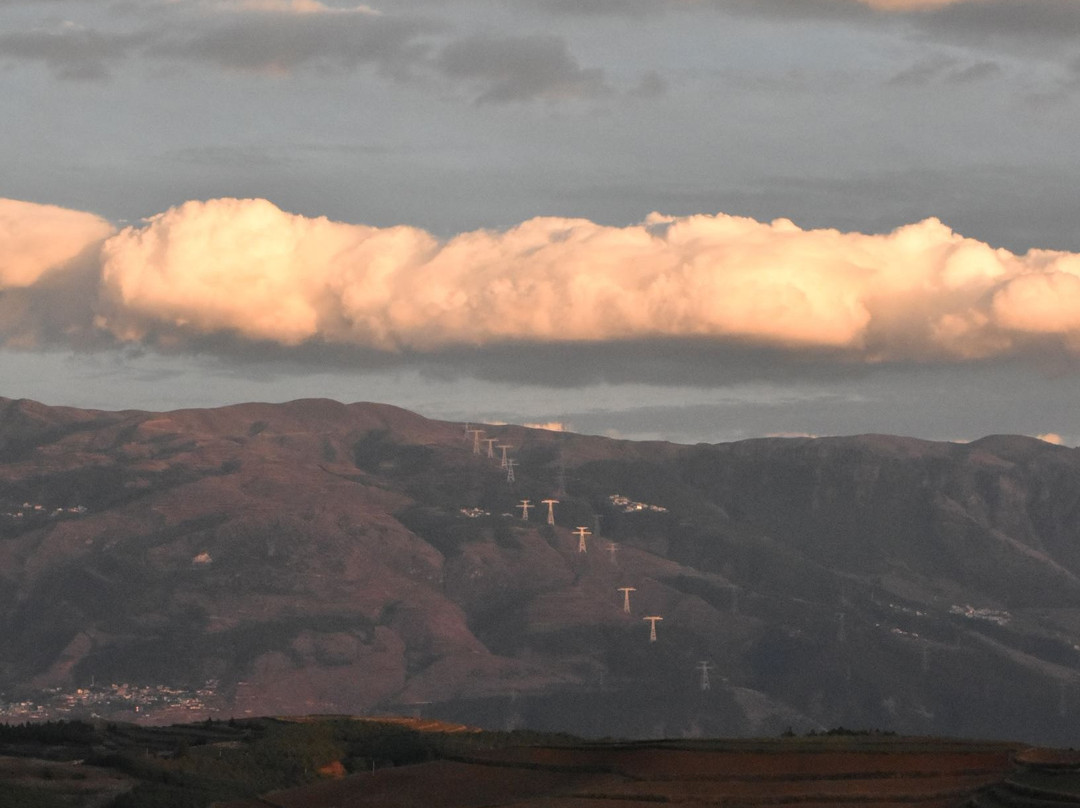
2, 397, 1080, 744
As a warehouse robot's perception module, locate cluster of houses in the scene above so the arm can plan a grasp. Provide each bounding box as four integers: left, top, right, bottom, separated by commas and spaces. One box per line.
608, 494, 668, 513
949, 604, 1011, 626
0, 681, 219, 721
1, 502, 87, 521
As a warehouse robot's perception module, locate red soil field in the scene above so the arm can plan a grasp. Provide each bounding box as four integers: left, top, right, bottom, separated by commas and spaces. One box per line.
220, 738, 1025, 808
230, 759, 625, 808
464, 743, 1016, 779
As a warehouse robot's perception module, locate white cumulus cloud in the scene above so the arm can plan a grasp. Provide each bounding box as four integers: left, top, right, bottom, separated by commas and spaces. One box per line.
9, 196, 1080, 364
0, 198, 114, 288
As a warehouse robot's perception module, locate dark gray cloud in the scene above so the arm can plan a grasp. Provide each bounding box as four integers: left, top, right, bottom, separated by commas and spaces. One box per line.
533, 0, 871, 21
534, 0, 1080, 50
538, 0, 666, 17
437, 33, 609, 103
721, 0, 1080, 52
0, 4, 610, 105
99, 333, 912, 393
0, 5, 436, 80
151, 11, 438, 78
712, 0, 876, 22
916, 0, 1080, 45
887, 55, 1002, 86
0, 25, 146, 80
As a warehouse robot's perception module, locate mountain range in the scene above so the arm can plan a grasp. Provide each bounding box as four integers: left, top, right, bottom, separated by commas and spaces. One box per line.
2, 396, 1080, 745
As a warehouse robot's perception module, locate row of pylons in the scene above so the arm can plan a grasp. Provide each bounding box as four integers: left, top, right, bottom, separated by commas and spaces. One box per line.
464, 422, 712, 689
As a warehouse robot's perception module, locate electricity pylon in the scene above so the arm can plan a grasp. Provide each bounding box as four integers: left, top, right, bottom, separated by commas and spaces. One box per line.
697, 661, 713, 691
541, 499, 558, 525
497, 445, 512, 469
618, 586, 636, 613
574, 526, 591, 553
644, 616, 663, 642
518, 499, 532, 520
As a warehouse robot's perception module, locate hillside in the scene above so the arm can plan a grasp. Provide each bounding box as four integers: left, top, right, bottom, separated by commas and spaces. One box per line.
2, 396, 1080, 744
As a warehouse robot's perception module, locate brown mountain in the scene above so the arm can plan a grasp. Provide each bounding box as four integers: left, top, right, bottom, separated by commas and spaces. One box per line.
2, 396, 1080, 744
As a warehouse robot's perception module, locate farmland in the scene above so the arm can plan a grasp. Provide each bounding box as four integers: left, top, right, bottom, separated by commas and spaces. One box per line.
218, 732, 1026, 808
7, 716, 1080, 807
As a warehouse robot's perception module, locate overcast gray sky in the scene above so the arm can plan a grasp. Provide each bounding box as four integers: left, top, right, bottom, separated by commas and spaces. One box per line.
2, 0, 1080, 444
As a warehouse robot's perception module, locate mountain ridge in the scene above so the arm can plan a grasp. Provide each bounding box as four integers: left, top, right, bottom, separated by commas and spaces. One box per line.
2, 396, 1080, 744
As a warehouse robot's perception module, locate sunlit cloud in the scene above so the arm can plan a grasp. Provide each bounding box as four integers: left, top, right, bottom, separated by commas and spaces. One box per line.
231, 0, 380, 14
0, 198, 113, 288
523, 421, 569, 432
9, 196, 1080, 365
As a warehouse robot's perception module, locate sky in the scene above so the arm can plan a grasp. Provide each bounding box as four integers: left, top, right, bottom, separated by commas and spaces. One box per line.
2, 0, 1080, 445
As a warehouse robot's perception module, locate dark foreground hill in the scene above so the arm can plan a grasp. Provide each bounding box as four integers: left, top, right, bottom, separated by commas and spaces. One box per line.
3, 396, 1080, 744
3, 717, 1072, 808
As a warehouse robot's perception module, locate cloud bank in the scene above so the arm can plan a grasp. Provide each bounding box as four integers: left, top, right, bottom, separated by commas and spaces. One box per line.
6, 196, 1080, 365
0, 1, 606, 102
0, 198, 114, 287
3, 0, 1066, 92
856, 0, 994, 7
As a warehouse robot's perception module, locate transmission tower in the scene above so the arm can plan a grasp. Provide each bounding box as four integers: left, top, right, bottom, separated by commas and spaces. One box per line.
644, 615, 663, 642
518, 499, 532, 520
618, 586, 636, 613
541, 499, 558, 525
466, 428, 485, 455
607, 542, 618, 563
483, 437, 498, 459
574, 526, 591, 553
506, 458, 518, 483
497, 444, 512, 469
697, 661, 713, 691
